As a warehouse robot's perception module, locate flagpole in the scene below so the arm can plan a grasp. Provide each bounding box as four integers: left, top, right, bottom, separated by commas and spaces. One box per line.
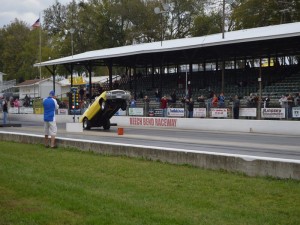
39, 13, 42, 80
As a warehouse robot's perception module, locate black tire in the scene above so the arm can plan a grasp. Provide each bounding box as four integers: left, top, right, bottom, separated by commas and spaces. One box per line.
121, 101, 127, 111
103, 119, 111, 130
83, 117, 91, 130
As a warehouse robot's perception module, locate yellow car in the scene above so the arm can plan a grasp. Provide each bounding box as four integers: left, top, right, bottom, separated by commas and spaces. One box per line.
79, 89, 130, 130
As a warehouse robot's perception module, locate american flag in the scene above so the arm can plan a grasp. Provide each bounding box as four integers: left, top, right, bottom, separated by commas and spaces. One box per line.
32, 19, 40, 28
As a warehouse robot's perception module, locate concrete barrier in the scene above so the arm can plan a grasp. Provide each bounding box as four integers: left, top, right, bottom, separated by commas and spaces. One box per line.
0, 131, 299, 180
5, 114, 300, 135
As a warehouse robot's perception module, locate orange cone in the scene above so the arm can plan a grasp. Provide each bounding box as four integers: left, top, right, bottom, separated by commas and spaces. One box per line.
117, 127, 124, 135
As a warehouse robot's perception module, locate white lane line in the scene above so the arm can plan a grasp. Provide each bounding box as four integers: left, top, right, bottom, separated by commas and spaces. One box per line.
1, 131, 300, 164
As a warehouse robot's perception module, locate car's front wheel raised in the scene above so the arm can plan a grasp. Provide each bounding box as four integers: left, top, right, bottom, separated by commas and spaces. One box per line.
83, 117, 91, 130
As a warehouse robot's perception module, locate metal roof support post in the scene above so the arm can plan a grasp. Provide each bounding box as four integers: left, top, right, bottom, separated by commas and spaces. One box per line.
258, 59, 262, 120
160, 65, 163, 96
83, 63, 93, 102
129, 67, 132, 90
133, 67, 137, 99
189, 63, 193, 94
222, 60, 225, 93
151, 65, 155, 88
108, 61, 113, 90
52, 72, 56, 94
70, 64, 74, 87
45, 65, 57, 93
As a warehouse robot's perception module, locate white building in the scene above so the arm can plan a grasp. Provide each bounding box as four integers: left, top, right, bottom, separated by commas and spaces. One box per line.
0, 72, 5, 83
15, 78, 62, 99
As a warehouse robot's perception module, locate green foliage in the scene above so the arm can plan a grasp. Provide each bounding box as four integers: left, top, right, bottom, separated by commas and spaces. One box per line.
192, 13, 222, 36
0, 0, 300, 83
0, 141, 300, 225
231, 0, 300, 29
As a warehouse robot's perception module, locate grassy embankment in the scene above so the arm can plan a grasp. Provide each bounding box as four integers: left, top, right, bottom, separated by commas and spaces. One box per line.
0, 141, 299, 225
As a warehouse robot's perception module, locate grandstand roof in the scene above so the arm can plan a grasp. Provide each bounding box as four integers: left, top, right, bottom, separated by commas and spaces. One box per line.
35, 22, 300, 68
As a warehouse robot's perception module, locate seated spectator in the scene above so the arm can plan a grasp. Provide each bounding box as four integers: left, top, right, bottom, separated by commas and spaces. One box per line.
197, 95, 206, 108
212, 94, 218, 108
218, 92, 225, 108
129, 96, 136, 108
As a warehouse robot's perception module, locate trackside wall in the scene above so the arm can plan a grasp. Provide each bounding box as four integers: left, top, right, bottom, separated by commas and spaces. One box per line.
0, 131, 299, 180
6, 114, 300, 135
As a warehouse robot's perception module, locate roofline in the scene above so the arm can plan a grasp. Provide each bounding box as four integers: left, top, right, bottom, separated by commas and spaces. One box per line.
34, 22, 300, 67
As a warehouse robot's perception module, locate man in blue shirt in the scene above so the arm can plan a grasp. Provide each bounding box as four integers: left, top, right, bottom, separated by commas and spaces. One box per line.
43, 90, 59, 148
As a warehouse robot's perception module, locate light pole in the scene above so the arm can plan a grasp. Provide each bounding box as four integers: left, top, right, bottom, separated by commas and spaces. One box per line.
65, 28, 75, 57
222, 0, 225, 39
154, 3, 171, 46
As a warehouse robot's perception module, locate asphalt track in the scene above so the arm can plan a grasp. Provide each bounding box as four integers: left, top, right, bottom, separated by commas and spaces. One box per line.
1, 119, 300, 161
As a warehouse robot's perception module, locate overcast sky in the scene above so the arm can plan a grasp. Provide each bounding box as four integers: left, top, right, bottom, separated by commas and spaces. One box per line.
0, 0, 73, 28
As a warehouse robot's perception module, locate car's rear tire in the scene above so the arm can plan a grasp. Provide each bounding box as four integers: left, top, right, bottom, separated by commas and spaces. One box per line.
103, 119, 110, 130
121, 101, 127, 111
83, 117, 91, 130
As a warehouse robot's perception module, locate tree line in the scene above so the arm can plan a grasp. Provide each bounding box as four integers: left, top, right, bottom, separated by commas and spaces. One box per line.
0, 0, 299, 83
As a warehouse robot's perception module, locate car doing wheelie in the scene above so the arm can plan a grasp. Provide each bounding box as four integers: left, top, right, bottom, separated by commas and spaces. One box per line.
79, 89, 130, 130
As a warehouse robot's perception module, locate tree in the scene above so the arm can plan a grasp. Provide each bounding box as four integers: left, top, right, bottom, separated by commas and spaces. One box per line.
1, 20, 33, 82
231, 0, 300, 30
191, 13, 221, 37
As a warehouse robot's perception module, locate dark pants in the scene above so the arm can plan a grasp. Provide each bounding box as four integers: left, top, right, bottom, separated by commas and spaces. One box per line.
233, 107, 239, 119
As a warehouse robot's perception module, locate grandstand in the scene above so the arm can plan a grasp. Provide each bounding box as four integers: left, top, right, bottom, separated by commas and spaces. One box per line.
34, 22, 300, 114
113, 64, 300, 108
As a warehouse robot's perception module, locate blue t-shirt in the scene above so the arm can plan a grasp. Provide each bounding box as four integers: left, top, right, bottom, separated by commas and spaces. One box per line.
43, 97, 58, 122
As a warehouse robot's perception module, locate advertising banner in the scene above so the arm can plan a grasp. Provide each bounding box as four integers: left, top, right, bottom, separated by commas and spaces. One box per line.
58, 108, 68, 115
8, 107, 19, 114
154, 109, 163, 117
193, 108, 206, 118
211, 108, 228, 118
19, 107, 34, 114
129, 108, 144, 116
292, 107, 300, 118
239, 108, 257, 117
261, 108, 285, 118
167, 108, 185, 117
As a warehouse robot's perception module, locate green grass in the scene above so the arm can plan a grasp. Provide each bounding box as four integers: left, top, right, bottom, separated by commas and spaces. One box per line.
0, 141, 299, 225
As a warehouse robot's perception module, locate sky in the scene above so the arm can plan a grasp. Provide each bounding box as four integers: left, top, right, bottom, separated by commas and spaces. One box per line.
0, 0, 73, 28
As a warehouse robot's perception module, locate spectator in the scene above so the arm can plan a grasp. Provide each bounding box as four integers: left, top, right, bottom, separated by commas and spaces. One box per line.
43, 91, 59, 148
218, 92, 225, 108
170, 90, 177, 107
24, 94, 30, 107
186, 97, 194, 118
233, 95, 240, 119
79, 87, 85, 101
129, 96, 136, 108
287, 93, 294, 119
161, 96, 168, 117
247, 93, 258, 107
143, 95, 150, 116
155, 89, 161, 102
263, 95, 270, 108
14, 98, 20, 113
197, 95, 206, 108
2, 99, 8, 124
212, 94, 218, 108
113, 80, 119, 89
279, 95, 288, 119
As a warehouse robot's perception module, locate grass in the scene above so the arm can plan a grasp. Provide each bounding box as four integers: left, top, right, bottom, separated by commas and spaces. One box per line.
0, 141, 299, 225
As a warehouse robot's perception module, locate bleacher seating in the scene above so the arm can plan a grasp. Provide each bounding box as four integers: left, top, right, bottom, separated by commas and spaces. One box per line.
104, 65, 300, 108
